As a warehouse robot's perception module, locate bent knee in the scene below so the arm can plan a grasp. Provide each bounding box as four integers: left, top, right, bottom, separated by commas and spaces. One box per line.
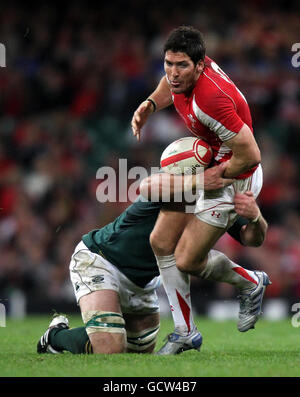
176, 259, 192, 274
176, 254, 207, 275
126, 324, 160, 354
83, 310, 126, 354
150, 231, 176, 255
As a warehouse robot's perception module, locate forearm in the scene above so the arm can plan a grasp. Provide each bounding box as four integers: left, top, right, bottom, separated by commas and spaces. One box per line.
222, 124, 261, 178
140, 174, 187, 201
240, 212, 268, 247
223, 155, 258, 178
148, 76, 173, 112
139, 164, 234, 201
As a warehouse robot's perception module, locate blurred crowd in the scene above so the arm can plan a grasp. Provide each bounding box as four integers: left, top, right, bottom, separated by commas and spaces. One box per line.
0, 1, 299, 314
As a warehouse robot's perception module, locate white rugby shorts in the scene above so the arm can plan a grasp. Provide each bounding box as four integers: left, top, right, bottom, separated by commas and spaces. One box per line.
69, 241, 160, 314
195, 164, 263, 229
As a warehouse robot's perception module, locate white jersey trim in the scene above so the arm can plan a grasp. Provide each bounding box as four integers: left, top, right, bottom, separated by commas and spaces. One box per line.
203, 70, 248, 105
192, 95, 237, 141
214, 142, 232, 161
203, 71, 237, 109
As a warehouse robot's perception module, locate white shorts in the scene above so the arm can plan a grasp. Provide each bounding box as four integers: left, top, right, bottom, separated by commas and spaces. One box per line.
195, 164, 263, 229
69, 241, 160, 314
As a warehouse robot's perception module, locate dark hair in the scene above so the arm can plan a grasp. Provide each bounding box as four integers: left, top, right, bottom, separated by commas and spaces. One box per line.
163, 26, 206, 65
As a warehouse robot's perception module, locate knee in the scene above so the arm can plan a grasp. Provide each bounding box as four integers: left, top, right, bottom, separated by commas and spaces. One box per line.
83, 310, 126, 354
175, 253, 206, 275
175, 256, 192, 274
126, 325, 160, 354
150, 230, 176, 256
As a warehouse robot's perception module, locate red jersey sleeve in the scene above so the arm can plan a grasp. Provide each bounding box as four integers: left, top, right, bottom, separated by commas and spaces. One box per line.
192, 90, 245, 142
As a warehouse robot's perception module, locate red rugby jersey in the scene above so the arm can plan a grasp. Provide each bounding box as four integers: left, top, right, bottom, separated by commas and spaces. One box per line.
172, 56, 258, 179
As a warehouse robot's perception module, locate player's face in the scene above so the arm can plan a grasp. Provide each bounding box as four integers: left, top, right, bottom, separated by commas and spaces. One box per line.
164, 51, 204, 94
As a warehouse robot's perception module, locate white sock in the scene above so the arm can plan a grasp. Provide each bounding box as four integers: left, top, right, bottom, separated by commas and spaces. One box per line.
155, 254, 195, 336
199, 250, 259, 292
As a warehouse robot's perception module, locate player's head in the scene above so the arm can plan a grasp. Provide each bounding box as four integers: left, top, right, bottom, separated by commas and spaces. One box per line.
164, 26, 206, 65
163, 26, 206, 94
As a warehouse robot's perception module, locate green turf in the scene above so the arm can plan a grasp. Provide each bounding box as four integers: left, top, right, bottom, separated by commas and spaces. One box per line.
0, 315, 299, 377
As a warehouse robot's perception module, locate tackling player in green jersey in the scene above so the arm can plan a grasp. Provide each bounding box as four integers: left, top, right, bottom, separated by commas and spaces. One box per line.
37, 183, 267, 355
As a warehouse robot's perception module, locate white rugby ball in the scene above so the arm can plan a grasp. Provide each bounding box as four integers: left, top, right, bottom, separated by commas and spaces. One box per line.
160, 137, 212, 175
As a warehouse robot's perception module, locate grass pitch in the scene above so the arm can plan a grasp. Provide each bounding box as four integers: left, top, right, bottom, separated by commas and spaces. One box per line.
0, 315, 299, 378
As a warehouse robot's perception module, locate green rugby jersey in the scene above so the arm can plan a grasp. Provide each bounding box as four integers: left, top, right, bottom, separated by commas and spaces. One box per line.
82, 196, 248, 288
82, 197, 162, 288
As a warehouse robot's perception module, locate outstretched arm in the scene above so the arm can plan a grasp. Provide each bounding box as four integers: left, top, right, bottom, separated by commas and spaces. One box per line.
139, 162, 235, 202
131, 76, 173, 141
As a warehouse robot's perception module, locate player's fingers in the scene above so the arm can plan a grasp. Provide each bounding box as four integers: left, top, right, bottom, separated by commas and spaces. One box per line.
132, 125, 140, 139
131, 120, 138, 136
234, 203, 246, 214
131, 112, 142, 133
133, 110, 141, 124
133, 128, 140, 139
217, 161, 230, 174
217, 162, 227, 173
244, 191, 254, 197
233, 196, 246, 208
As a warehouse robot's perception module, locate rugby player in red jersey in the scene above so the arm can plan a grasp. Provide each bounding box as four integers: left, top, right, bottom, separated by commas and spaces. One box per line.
132, 26, 271, 354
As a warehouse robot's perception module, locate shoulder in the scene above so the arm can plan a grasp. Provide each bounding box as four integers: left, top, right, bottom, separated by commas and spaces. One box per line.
193, 73, 236, 119
195, 57, 237, 101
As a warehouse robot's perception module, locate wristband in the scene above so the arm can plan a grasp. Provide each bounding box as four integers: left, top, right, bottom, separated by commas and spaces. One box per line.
147, 98, 157, 113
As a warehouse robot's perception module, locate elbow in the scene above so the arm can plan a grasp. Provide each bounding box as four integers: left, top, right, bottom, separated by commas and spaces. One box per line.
246, 149, 261, 170
253, 152, 261, 168
252, 147, 261, 166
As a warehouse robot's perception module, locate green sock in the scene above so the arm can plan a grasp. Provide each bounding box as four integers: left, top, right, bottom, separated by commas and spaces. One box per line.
49, 327, 92, 354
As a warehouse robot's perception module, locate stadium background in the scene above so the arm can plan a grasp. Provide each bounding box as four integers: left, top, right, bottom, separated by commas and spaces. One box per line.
0, 0, 299, 322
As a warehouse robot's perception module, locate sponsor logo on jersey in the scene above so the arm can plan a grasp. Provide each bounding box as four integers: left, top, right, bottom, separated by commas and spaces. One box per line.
91, 275, 105, 284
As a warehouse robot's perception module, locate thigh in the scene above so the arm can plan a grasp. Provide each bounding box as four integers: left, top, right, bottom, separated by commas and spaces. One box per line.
124, 312, 160, 353
79, 290, 126, 354
69, 242, 120, 304
150, 208, 193, 255
79, 289, 121, 313
175, 216, 226, 274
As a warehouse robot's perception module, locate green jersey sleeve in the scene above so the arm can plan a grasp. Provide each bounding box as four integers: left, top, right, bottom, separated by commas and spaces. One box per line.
227, 217, 249, 245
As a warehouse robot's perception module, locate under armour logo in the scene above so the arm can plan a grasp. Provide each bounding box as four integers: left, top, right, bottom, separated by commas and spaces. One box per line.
211, 211, 221, 218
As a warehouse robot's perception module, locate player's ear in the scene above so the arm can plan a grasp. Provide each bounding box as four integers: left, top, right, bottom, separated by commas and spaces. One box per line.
196, 60, 205, 73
